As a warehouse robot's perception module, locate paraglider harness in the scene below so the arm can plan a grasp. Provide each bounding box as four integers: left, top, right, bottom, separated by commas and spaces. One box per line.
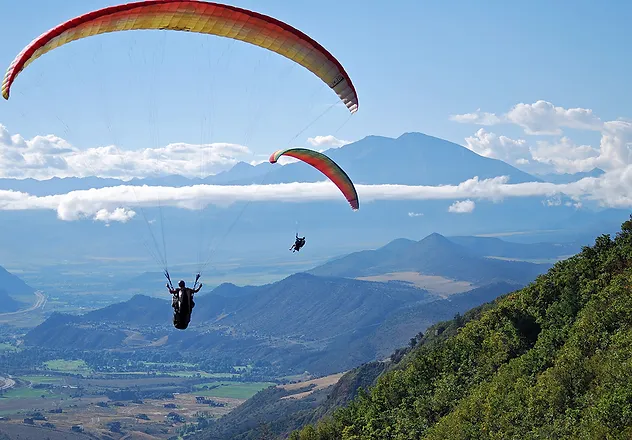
291, 234, 306, 252
165, 271, 200, 330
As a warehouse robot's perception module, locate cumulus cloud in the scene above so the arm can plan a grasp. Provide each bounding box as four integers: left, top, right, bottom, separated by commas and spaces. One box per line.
93, 207, 136, 223
2, 171, 632, 223
464, 129, 530, 166
530, 137, 600, 173
505, 101, 603, 135
598, 120, 632, 170
0, 124, 362, 182
453, 100, 632, 176
450, 100, 603, 135
0, 124, 252, 180
448, 200, 475, 213
307, 135, 351, 149
408, 212, 424, 217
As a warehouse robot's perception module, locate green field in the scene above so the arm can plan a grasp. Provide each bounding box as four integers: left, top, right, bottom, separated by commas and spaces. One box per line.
18, 375, 65, 385
192, 382, 275, 399
164, 371, 238, 378
43, 359, 92, 374
100, 371, 238, 378
0, 343, 17, 352
102, 372, 152, 376
140, 361, 198, 368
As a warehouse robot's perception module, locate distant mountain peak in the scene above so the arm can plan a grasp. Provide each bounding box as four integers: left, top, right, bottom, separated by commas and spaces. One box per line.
230, 161, 255, 171
413, 232, 472, 257
215, 282, 238, 289
281, 272, 318, 282
397, 132, 435, 141
377, 238, 416, 251
419, 232, 450, 243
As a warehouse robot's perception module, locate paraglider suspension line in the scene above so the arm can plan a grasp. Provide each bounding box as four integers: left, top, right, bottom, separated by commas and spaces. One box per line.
164, 270, 174, 290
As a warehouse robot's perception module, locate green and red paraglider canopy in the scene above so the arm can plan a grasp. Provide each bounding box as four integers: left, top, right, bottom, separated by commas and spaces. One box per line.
269, 147, 359, 210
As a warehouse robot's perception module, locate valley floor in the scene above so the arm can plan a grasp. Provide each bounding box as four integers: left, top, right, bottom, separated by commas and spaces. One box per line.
0, 357, 347, 440
0, 372, 273, 439
356, 272, 474, 296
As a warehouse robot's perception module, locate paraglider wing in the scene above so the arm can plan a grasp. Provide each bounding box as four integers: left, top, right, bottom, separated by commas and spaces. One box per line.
1, 0, 358, 113
269, 148, 359, 210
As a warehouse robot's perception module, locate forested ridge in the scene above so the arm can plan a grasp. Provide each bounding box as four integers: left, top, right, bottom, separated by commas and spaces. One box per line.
291, 216, 632, 439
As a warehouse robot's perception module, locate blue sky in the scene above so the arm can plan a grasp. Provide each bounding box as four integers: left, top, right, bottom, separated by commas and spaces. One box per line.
1, 1, 632, 222
2, 0, 631, 158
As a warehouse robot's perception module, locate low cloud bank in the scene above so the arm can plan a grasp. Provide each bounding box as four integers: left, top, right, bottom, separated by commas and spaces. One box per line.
0, 173, 625, 223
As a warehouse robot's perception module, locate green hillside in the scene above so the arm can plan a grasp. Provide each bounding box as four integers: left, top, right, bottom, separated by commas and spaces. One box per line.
291, 215, 632, 439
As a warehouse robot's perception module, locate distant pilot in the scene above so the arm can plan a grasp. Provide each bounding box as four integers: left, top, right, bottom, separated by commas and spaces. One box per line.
290, 233, 306, 253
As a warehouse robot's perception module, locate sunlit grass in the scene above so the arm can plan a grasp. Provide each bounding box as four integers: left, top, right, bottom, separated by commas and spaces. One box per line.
43, 359, 92, 375
192, 382, 275, 399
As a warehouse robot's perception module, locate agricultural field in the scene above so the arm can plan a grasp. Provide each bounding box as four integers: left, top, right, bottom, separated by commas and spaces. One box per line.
43, 360, 92, 375
192, 381, 276, 399
0, 367, 277, 439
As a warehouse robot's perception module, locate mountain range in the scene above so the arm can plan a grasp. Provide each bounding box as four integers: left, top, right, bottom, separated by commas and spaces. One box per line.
25, 278, 518, 376
21, 231, 555, 375
308, 233, 552, 285
93, 231, 565, 298
0, 132, 627, 272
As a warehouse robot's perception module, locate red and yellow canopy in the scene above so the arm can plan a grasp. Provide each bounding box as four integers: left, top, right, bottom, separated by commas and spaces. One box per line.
2, 0, 358, 113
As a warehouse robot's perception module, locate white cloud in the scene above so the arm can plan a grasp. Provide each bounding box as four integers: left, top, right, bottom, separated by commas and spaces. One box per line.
597, 120, 632, 170
505, 101, 603, 135
530, 137, 600, 173
464, 129, 530, 166
449, 109, 502, 126
408, 212, 424, 217
453, 101, 632, 176
543, 196, 562, 207
0, 124, 361, 180
3, 172, 632, 223
448, 200, 475, 213
93, 207, 136, 224
566, 201, 582, 209
0, 124, 252, 180
307, 135, 351, 149
249, 158, 269, 166
450, 100, 603, 135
